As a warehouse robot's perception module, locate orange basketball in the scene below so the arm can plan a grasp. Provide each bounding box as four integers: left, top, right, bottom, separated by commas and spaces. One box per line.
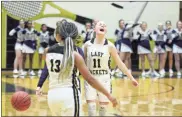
11, 91, 31, 111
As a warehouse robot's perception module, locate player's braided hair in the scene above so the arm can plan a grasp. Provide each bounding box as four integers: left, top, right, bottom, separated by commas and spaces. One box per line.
56, 19, 78, 80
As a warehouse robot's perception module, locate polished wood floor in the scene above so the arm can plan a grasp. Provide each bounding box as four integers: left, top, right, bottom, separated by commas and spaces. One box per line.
2, 71, 182, 116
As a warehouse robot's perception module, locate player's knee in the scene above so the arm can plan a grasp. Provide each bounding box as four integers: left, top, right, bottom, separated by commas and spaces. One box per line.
88, 102, 96, 116
99, 104, 108, 116
174, 55, 180, 61
140, 56, 145, 61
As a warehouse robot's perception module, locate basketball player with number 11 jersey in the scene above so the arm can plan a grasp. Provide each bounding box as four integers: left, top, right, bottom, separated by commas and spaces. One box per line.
84, 21, 138, 116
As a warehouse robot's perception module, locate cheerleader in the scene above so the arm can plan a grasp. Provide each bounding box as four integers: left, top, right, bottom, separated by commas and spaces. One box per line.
153, 23, 167, 77
22, 21, 39, 76
172, 21, 182, 76
38, 24, 52, 75
9, 19, 25, 75
136, 22, 156, 77
116, 19, 139, 74
82, 21, 93, 43
165, 20, 174, 77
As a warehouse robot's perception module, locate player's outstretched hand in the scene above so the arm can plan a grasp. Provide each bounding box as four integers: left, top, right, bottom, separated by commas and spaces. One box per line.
36, 87, 42, 96
108, 95, 118, 107
131, 78, 139, 87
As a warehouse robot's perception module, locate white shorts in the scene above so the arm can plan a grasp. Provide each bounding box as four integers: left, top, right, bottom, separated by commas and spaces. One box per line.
15, 42, 23, 50
173, 44, 182, 53
116, 43, 120, 51
22, 44, 35, 54
120, 43, 133, 53
48, 87, 81, 116
84, 75, 111, 102
153, 46, 166, 54
138, 45, 151, 54
38, 47, 45, 54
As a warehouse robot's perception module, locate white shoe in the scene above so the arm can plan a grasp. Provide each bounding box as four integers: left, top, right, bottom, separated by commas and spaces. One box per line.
115, 72, 123, 78
141, 71, 146, 77
38, 69, 42, 75
19, 71, 26, 76
145, 69, 152, 75
153, 70, 160, 77
29, 70, 36, 76
159, 69, 165, 77
177, 72, 181, 76
169, 69, 173, 77
13, 74, 19, 78
13, 69, 19, 74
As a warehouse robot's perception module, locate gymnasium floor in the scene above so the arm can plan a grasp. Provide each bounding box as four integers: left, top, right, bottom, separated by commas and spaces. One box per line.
2, 71, 182, 116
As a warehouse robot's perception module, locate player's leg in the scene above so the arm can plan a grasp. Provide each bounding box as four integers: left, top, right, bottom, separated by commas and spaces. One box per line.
112, 41, 121, 74
174, 53, 181, 76
147, 53, 159, 76
23, 52, 27, 72
117, 52, 126, 76
22, 43, 28, 75
140, 54, 146, 76
168, 51, 173, 76
38, 47, 44, 75
84, 81, 97, 116
159, 53, 167, 77
16, 49, 23, 72
47, 87, 79, 116
18, 50, 23, 73
127, 53, 132, 73
29, 53, 35, 76
98, 78, 111, 116
13, 49, 19, 74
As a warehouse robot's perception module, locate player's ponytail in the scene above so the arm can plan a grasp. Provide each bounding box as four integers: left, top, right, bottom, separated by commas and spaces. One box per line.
56, 20, 78, 80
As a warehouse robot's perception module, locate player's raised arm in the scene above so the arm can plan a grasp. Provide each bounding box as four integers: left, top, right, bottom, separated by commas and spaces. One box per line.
74, 51, 118, 107
109, 42, 138, 86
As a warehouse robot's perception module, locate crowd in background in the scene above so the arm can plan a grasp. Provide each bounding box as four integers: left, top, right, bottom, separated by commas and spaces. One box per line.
9, 20, 55, 76
9, 19, 182, 78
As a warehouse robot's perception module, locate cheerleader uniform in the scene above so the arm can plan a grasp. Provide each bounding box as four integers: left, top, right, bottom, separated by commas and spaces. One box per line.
38, 31, 51, 54
137, 29, 152, 54
22, 28, 39, 53
165, 28, 173, 52
119, 24, 133, 53
153, 29, 167, 54
172, 29, 182, 53
9, 26, 24, 50
83, 29, 95, 44
114, 29, 122, 51
82, 29, 95, 50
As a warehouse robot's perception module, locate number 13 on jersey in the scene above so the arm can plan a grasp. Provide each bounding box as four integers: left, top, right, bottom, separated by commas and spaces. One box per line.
50, 59, 61, 72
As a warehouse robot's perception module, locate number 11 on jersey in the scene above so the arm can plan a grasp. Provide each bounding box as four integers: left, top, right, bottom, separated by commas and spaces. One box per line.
93, 58, 101, 68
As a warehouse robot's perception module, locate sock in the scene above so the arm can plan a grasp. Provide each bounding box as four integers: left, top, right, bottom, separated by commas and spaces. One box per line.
99, 104, 107, 116
88, 102, 96, 116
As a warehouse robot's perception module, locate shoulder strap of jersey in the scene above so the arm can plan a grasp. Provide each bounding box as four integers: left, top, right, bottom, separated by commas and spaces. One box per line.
47, 43, 64, 54
90, 38, 108, 45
